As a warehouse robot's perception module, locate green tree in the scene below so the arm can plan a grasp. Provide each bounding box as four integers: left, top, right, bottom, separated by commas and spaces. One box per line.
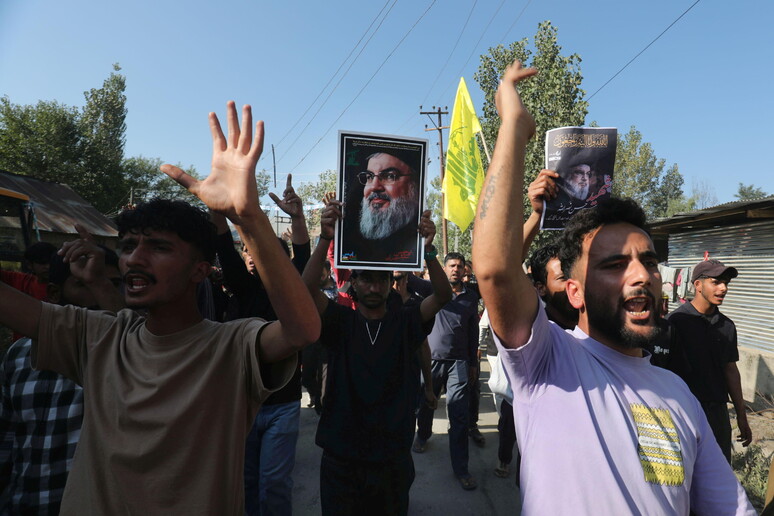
735, 183, 769, 201
0, 65, 128, 213
118, 156, 202, 213
426, 175, 473, 260
0, 97, 83, 185
295, 169, 336, 236
79, 63, 127, 213
472, 21, 587, 255
612, 126, 685, 219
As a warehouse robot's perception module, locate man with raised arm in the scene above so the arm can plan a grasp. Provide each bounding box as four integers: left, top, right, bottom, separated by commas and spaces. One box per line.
472, 61, 753, 515
302, 201, 451, 515
0, 102, 320, 514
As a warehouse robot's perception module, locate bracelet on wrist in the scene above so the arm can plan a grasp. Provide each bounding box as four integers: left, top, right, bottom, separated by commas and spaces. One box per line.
424, 245, 438, 261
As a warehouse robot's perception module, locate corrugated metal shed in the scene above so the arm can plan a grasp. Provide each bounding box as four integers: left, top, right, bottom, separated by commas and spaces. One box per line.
0, 171, 117, 238
649, 198, 774, 354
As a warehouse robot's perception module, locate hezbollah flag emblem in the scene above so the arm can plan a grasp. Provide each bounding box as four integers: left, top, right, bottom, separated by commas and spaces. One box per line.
443, 77, 485, 232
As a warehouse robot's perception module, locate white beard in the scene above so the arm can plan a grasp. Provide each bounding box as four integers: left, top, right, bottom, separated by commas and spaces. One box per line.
359, 183, 418, 240
563, 181, 589, 201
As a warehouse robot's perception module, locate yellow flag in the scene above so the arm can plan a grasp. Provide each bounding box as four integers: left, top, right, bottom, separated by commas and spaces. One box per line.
443, 77, 485, 232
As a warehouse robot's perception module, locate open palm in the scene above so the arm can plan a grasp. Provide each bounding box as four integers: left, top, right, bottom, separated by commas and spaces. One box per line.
161, 101, 264, 223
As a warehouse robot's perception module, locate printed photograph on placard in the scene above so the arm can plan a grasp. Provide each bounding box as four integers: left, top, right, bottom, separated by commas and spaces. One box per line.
541, 126, 617, 230
334, 131, 428, 270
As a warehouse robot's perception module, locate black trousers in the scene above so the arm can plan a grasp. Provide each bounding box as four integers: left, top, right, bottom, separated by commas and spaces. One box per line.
320, 451, 415, 516
701, 401, 732, 462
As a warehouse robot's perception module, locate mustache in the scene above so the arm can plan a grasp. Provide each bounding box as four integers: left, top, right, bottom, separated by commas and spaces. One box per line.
124, 269, 157, 284
622, 288, 655, 303
367, 192, 391, 202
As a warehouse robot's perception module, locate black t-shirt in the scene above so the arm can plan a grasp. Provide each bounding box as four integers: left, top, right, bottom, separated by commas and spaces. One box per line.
664, 302, 739, 403
315, 300, 431, 462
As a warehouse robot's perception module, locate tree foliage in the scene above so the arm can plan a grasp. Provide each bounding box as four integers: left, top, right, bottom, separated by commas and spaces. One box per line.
295, 169, 336, 236
0, 64, 128, 213
119, 156, 202, 213
472, 21, 587, 255
612, 126, 686, 219
735, 183, 769, 201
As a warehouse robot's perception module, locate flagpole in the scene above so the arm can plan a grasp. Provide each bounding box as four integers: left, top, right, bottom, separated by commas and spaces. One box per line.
477, 131, 491, 166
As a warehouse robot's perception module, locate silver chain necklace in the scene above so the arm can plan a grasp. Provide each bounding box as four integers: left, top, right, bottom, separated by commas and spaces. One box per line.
366, 320, 382, 346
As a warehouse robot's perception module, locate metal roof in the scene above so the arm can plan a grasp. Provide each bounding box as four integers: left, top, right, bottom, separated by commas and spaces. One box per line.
0, 171, 117, 237
648, 196, 774, 235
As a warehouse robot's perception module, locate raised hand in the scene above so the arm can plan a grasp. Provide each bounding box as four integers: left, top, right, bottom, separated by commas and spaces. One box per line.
495, 60, 538, 140
59, 224, 106, 285
320, 201, 342, 241
322, 191, 336, 206
161, 101, 264, 224
528, 169, 559, 214
270, 174, 304, 219
418, 210, 436, 249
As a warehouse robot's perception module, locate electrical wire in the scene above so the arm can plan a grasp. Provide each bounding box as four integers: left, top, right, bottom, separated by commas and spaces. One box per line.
436, 0, 506, 102
497, 0, 533, 44
392, 0, 478, 136
586, 0, 702, 101
270, 0, 396, 156
276, 0, 399, 164
288, 0, 438, 173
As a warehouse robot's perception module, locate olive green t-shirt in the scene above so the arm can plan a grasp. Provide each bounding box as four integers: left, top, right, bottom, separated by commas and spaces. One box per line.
32, 303, 296, 515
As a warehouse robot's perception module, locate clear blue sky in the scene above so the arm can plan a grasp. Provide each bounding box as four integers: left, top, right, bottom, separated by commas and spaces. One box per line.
1, 0, 772, 207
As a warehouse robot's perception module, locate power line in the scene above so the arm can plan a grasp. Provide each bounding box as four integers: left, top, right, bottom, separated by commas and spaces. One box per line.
393, 0, 478, 135
587, 0, 702, 101
435, 0, 506, 102
420, 0, 479, 107
272, 0, 397, 163
289, 0, 438, 173
497, 0, 533, 44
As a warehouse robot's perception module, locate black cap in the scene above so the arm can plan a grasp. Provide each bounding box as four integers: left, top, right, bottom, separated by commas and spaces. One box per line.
691, 259, 738, 282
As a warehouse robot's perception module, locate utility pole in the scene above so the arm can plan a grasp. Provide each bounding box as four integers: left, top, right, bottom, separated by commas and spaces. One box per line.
420, 105, 449, 256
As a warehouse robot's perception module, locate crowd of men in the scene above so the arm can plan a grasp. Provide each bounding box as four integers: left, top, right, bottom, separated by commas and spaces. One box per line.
0, 64, 760, 516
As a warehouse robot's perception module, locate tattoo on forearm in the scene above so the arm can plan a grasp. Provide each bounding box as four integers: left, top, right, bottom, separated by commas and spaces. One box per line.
478, 173, 498, 220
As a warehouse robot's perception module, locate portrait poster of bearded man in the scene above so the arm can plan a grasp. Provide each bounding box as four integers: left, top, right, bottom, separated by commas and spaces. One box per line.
335, 131, 428, 270
541, 126, 617, 230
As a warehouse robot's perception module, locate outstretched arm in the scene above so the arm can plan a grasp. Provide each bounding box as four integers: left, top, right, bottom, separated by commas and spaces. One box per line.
0, 282, 42, 340
161, 101, 320, 363
472, 61, 539, 349
269, 174, 310, 246
301, 201, 342, 315
419, 211, 452, 322
522, 169, 559, 258
59, 224, 125, 312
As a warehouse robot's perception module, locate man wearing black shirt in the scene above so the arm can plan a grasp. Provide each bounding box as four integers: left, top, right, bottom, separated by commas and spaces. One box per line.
302, 200, 451, 516
211, 174, 310, 516
665, 259, 751, 461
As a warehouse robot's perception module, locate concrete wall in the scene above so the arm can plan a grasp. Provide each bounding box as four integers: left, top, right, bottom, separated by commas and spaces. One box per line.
739, 346, 774, 410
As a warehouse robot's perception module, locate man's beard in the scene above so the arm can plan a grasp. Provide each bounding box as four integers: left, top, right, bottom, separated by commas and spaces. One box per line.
561, 181, 589, 201
585, 287, 663, 349
359, 183, 418, 240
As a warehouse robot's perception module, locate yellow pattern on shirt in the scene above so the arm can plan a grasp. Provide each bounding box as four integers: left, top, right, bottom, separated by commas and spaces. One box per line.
631, 404, 685, 486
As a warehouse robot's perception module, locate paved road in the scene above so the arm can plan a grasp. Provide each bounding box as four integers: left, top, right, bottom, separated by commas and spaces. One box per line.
291, 361, 522, 515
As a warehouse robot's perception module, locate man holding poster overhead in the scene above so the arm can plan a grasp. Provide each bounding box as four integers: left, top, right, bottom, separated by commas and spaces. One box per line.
336, 132, 427, 270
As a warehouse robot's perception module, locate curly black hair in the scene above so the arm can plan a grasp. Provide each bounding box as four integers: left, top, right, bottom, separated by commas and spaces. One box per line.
116, 199, 217, 263
558, 198, 648, 279
528, 244, 561, 287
